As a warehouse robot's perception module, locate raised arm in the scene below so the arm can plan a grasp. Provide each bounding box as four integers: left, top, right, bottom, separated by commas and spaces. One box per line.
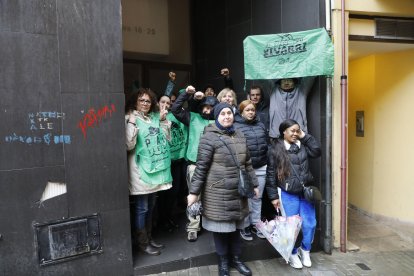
300, 76, 316, 97
171, 86, 195, 126
221, 67, 234, 89
164, 71, 176, 97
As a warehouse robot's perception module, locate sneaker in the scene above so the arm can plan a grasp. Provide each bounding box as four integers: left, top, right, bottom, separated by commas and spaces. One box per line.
298, 247, 312, 267
288, 253, 303, 269
187, 231, 198, 242
240, 227, 253, 241
251, 225, 266, 239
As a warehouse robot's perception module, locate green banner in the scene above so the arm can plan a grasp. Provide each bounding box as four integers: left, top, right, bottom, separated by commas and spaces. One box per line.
243, 28, 334, 80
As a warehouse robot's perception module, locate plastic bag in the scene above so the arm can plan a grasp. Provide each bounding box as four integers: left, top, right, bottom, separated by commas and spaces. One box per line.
256, 215, 302, 263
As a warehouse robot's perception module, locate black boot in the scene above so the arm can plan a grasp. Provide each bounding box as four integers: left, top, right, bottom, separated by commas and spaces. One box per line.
135, 229, 161, 256
217, 254, 230, 276
146, 218, 165, 249
149, 239, 165, 249
230, 255, 252, 276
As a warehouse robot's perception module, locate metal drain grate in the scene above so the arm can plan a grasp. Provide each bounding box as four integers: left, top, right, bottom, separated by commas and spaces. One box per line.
356, 263, 371, 270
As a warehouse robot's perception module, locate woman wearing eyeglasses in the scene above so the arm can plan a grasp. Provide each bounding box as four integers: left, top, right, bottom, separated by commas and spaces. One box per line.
125, 88, 172, 256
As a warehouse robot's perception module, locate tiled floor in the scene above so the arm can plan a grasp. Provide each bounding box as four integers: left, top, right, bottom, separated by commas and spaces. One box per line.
347, 207, 414, 252
143, 207, 414, 275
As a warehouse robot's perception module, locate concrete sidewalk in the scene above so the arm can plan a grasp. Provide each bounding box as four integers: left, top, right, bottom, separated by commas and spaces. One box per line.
146, 250, 414, 275
143, 208, 414, 275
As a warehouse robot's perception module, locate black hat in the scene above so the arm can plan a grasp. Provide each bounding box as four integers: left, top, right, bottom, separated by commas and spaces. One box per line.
200, 96, 219, 108
213, 102, 234, 119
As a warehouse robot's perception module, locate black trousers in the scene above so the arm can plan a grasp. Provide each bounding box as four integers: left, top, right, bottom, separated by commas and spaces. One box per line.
213, 230, 242, 256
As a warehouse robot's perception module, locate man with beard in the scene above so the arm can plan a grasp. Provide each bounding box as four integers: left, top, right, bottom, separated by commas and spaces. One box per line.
171, 85, 219, 242
268, 77, 315, 138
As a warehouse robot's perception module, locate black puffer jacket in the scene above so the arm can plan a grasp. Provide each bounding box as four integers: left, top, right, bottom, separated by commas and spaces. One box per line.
266, 134, 321, 200
233, 114, 268, 169
190, 124, 258, 221
255, 100, 270, 132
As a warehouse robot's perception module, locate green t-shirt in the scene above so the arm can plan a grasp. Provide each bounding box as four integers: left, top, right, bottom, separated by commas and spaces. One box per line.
186, 112, 214, 162
167, 113, 188, 160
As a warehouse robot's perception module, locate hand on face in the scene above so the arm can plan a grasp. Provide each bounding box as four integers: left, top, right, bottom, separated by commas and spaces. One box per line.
283, 124, 301, 143
158, 96, 171, 111
160, 104, 168, 121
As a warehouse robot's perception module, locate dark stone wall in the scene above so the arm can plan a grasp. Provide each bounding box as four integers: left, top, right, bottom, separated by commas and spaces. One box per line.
193, 0, 328, 250
0, 1, 133, 275
193, 0, 325, 96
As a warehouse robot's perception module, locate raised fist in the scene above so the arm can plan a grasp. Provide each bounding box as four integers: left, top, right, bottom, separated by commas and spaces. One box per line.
220, 68, 229, 76
169, 72, 176, 81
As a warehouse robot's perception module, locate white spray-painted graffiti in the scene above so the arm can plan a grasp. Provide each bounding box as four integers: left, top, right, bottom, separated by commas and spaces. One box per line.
4, 111, 71, 145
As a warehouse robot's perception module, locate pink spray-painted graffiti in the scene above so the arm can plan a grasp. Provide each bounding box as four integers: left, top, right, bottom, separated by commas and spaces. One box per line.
78, 104, 116, 139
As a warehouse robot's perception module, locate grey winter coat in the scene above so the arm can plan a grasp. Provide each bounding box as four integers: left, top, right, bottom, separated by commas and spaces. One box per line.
268, 77, 315, 138
190, 124, 258, 222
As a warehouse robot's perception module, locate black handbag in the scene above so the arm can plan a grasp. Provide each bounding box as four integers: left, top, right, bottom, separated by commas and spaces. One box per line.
289, 159, 322, 203
218, 136, 255, 198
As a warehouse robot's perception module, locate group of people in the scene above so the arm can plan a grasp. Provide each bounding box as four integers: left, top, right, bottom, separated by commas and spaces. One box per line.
125, 69, 321, 276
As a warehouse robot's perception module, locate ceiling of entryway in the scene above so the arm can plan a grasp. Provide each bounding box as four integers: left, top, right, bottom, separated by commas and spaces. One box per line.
349, 40, 414, 60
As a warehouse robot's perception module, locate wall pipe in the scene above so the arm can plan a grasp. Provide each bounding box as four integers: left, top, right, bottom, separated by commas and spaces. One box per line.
324, 76, 333, 254
322, 0, 333, 255
340, 0, 348, 253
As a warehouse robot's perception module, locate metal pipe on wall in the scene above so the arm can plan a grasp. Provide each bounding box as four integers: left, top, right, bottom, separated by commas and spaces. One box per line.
340, 0, 348, 253
324, 76, 333, 254
323, 0, 333, 255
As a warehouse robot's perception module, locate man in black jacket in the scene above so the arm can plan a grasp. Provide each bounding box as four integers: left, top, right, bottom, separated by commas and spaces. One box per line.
171, 86, 218, 242
249, 85, 269, 132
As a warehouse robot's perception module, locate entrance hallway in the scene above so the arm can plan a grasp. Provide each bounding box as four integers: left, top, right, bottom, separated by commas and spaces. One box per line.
348, 206, 414, 252
141, 207, 414, 275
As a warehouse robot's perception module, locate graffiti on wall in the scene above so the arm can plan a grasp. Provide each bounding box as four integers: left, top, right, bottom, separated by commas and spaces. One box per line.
78, 104, 116, 139
4, 111, 71, 145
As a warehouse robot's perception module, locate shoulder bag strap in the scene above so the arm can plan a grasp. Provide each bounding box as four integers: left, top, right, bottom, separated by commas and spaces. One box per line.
288, 158, 305, 187
218, 135, 240, 169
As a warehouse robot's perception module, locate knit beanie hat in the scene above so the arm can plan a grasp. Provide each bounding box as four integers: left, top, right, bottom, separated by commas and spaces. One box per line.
213, 102, 234, 119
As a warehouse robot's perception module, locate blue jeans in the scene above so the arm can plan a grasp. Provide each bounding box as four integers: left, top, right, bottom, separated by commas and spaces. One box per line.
132, 193, 156, 230
279, 189, 316, 254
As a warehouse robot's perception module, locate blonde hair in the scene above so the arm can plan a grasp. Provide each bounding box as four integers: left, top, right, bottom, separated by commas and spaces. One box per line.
217, 88, 237, 106
238, 100, 256, 113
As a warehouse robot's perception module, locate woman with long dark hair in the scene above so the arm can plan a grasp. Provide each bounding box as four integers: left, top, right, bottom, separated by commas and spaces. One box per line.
266, 119, 321, 269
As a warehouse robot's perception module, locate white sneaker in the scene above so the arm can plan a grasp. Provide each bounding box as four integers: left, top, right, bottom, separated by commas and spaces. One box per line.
288, 253, 303, 269
298, 247, 312, 267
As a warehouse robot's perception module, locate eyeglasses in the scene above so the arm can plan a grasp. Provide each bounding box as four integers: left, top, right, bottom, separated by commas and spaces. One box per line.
138, 99, 151, 105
